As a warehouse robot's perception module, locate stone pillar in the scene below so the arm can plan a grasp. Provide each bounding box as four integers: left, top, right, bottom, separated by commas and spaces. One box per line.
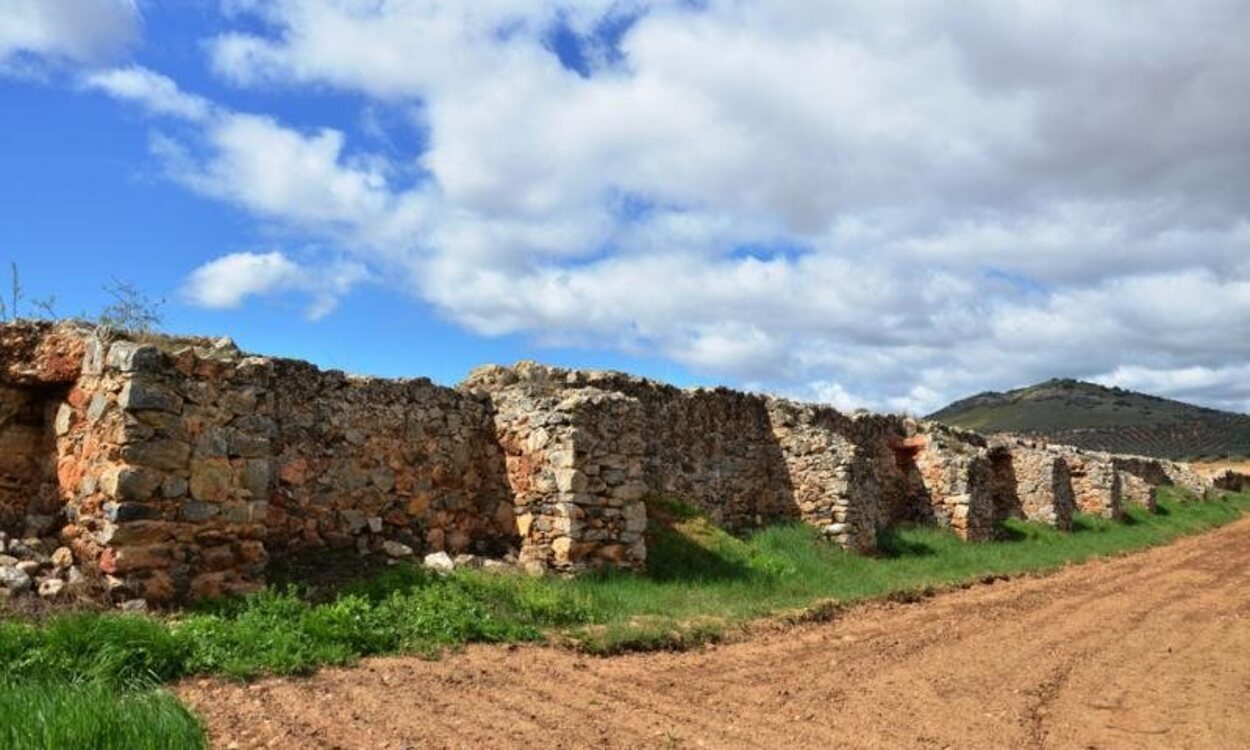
909, 424, 996, 541
1158, 459, 1212, 498
989, 438, 1075, 530
768, 401, 879, 553
1118, 471, 1158, 511
489, 384, 647, 573
81, 339, 272, 602
1062, 450, 1122, 519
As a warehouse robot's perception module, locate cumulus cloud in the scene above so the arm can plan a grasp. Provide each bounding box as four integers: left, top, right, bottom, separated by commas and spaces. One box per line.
0, 0, 140, 71
82, 66, 214, 121
87, 1, 1250, 413
182, 251, 368, 320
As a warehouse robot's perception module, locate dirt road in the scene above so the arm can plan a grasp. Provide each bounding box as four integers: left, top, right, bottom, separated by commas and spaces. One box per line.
181, 517, 1250, 749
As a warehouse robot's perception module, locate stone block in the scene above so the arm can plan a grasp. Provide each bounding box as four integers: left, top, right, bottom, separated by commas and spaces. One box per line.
106, 342, 164, 373
179, 501, 220, 522
119, 379, 183, 413
100, 544, 173, 574
103, 502, 161, 523
103, 466, 162, 501
190, 458, 234, 502
227, 430, 269, 458
121, 439, 191, 471
241, 459, 272, 498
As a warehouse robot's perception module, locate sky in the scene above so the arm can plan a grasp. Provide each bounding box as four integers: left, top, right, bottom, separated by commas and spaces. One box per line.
1, 1, 1248, 415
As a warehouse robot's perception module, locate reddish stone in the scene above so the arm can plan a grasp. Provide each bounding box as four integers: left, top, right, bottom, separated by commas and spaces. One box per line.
238, 540, 268, 565
139, 570, 176, 603
200, 545, 237, 571
57, 457, 86, 492
100, 544, 172, 574
103, 520, 177, 546
67, 386, 89, 409
279, 458, 309, 486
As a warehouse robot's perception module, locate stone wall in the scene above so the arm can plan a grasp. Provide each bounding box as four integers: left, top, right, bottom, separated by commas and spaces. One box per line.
464, 364, 1003, 548
1118, 472, 1158, 511
90, 340, 528, 601
1213, 470, 1249, 492
987, 438, 1076, 530
0, 324, 529, 602
1110, 455, 1211, 509
766, 402, 882, 553
0, 384, 62, 533
475, 372, 647, 572
266, 359, 515, 561
0, 322, 1223, 606
1058, 448, 1123, 519
902, 423, 996, 541
467, 365, 800, 529
0, 322, 86, 535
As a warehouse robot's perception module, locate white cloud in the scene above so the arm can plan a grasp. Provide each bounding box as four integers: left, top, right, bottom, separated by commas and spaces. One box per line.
182, 251, 368, 320
1097, 364, 1250, 415
82, 1, 1250, 413
82, 66, 214, 121
0, 0, 139, 70
183, 252, 303, 309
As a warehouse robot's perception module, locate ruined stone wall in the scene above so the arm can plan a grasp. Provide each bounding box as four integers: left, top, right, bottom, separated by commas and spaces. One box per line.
0, 384, 61, 532
480, 378, 647, 572
987, 438, 1075, 530
266, 359, 515, 560
1058, 448, 1123, 519
466, 363, 799, 531
1109, 455, 1213, 509
92, 341, 526, 601
465, 364, 904, 554
464, 364, 1011, 548
0, 322, 1224, 606
904, 423, 996, 541
1118, 472, 1158, 511
766, 402, 881, 553
1157, 460, 1210, 497
0, 325, 525, 602
0, 323, 86, 535
1213, 470, 1249, 492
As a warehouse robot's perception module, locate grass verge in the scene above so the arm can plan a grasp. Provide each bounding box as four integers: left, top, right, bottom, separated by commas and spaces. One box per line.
568, 488, 1250, 652
0, 680, 204, 750
0, 487, 1246, 747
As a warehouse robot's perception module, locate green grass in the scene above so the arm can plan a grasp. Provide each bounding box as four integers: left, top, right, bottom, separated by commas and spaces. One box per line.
0, 681, 204, 750
566, 489, 1250, 652
0, 487, 1246, 747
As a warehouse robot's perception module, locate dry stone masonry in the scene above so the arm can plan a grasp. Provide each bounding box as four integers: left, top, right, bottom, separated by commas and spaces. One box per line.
987, 437, 1076, 529
0, 322, 1224, 606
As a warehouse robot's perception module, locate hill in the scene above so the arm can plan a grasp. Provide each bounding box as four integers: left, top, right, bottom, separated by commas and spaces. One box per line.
928, 378, 1250, 460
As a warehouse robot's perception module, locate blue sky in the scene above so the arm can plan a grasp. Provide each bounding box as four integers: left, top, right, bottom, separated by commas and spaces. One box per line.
0, 1, 696, 387
3, 1, 1249, 413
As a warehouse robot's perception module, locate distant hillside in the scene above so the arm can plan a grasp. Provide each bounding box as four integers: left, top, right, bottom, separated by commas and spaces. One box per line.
928, 378, 1250, 460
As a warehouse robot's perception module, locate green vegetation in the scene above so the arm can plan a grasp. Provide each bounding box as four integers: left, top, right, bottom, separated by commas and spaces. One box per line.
0, 573, 593, 685
1, 487, 1247, 747
0, 681, 203, 750
565, 489, 1250, 652
929, 378, 1250, 459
